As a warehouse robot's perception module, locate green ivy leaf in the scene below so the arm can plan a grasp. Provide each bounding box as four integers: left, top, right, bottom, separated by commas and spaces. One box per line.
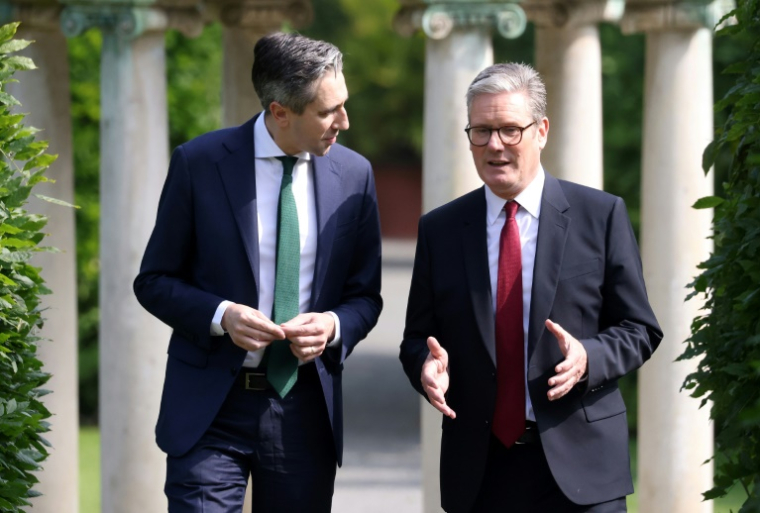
693, 196, 725, 209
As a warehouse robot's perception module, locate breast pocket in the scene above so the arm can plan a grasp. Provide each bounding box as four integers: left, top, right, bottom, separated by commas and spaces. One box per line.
559, 258, 600, 281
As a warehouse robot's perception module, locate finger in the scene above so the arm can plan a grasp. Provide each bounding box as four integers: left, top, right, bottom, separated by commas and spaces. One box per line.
427, 336, 447, 361
547, 379, 575, 401
231, 336, 272, 352
430, 398, 456, 419
282, 323, 322, 339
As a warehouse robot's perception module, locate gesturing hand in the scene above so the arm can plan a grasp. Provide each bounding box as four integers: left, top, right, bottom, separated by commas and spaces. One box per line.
545, 319, 588, 401
421, 337, 456, 419
280, 312, 336, 362
222, 304, 285, 352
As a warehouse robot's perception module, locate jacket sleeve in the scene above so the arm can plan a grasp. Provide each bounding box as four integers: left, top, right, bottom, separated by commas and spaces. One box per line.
580, 197, 663, 392
133, 145, 225, 349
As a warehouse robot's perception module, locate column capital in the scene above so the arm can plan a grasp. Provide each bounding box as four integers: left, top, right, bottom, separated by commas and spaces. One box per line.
523, 0, 625, 28
59, 0, 204, 39
394, 0, 527, 40
217, 0, 313, 33
621, 0, 734, 33
0, 1, 62, 31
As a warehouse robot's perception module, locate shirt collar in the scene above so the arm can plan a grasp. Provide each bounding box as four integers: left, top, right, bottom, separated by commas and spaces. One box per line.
485, 165, 545, 226
253, 111, 311, 162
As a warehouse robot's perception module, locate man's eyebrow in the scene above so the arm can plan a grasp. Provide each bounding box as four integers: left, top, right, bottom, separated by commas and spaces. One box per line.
319, 98, 348, 115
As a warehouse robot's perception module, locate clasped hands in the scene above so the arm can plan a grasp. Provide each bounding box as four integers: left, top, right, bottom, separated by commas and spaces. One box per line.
221, 303, 335, 362
421, 319, 588, 418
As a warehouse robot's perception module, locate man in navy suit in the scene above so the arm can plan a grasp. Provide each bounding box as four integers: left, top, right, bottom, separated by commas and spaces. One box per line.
135, 32, 382, 512
400, 63, 662, 512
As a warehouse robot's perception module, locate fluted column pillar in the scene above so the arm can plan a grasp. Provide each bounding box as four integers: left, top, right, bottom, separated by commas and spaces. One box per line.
6, 6, 79, 511
528, 0, 624, 188
60, 3, 202, 510
622, 1, 728, 511
219, 0, 313, 127
395, 2, 526, 511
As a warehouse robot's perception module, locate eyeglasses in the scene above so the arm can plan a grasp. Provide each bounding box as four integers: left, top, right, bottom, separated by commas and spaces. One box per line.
464, 122, 537, 147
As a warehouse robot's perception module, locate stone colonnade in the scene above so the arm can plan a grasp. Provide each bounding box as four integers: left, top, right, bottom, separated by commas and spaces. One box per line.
396, 0, 722, 511
7, 0, 722, 510
6, 0, 310, 510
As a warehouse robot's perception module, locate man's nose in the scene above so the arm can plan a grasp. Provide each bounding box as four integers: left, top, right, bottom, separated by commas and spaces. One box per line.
334, 107, 349, 130
487, 130, 504, 150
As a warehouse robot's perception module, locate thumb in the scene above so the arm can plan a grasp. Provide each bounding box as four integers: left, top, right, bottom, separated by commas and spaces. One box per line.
427, 336, 446, 360
545, 319, 570, 356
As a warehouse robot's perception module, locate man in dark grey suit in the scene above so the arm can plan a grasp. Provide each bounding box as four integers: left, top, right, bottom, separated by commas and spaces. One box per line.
400, 63, 662, 512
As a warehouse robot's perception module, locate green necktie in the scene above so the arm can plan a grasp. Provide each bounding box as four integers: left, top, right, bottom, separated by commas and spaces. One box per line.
267, 156, 301, 397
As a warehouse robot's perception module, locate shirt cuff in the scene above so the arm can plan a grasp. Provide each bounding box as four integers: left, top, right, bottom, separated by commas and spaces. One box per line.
210, 300, 233, 336
326, 311, 341, 347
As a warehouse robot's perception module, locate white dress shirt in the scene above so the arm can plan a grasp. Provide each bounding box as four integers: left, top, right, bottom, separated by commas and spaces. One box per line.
210, 113, 341, 367
485, 166, 545, 422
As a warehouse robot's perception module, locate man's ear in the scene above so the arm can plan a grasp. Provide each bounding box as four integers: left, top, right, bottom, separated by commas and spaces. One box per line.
537, 117, 549, 151
269, 102, 290, 128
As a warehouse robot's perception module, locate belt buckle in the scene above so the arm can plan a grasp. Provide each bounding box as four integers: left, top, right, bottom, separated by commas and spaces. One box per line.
244, 372, 267, 391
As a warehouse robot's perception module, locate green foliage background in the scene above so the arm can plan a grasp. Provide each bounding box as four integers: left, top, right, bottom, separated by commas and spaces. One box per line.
681, 0, 760, 509
69, 0, 751, 431
0, 22, 56, 511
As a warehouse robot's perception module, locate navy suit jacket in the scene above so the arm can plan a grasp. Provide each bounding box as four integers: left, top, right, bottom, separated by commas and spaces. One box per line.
400, 174, 662, 512
134, 115, 382, 464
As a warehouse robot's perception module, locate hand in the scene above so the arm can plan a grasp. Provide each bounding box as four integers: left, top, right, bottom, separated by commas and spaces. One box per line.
280, 312, 336, 362
545, 319, 588, 401
222, 304, 285, 352
421, 337, 456, 419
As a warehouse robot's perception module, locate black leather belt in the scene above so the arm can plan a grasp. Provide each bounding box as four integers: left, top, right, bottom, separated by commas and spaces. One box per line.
514, 421, 541, 445
235, 369, 272, 391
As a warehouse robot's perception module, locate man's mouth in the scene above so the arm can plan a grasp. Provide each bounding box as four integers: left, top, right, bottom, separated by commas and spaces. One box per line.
488, 159, 510, 167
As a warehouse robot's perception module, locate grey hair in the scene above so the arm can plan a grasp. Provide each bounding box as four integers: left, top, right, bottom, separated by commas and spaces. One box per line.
466, 63, 547, 122
252, 32, 343, 115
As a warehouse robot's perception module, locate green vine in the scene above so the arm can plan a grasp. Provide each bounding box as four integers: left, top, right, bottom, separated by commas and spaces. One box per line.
681, 0, 760, 511
0, 22, 58, 511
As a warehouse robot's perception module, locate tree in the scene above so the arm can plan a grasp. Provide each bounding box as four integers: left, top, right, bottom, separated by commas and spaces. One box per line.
681, 0, 760, 509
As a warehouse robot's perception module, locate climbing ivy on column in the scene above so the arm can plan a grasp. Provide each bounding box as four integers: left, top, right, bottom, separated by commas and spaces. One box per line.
0, 21, 58, 512
681, 0, 760, 509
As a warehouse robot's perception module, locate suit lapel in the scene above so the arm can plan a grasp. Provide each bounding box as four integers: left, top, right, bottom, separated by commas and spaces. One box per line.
528, 174, 570, 359
462, 188, 497, 367
310, 154, 342, 310
218, 117, 261, 296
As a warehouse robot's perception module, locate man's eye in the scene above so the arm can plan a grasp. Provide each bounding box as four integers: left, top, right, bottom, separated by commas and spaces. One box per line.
501, 127, 519, 137
472, 128, 491, 137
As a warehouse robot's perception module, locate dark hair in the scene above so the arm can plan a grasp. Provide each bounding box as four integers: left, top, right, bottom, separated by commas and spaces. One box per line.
466, 63, 547, 122
252, 32, 343, 115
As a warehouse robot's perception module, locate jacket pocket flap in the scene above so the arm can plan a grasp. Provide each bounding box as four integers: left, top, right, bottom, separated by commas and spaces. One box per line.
168, 334, 209, 368
581, 384, 625, 422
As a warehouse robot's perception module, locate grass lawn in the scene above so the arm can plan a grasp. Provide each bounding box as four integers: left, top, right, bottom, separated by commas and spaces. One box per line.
79, 429, 746, 512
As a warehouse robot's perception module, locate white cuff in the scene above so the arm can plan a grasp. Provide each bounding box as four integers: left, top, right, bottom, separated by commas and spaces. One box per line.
210, 300, 233, 336
326, 311, 341, 347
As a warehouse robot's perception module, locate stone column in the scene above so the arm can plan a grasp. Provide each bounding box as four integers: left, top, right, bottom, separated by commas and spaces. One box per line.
219, 0, 313, 127
621, 2, 725, 511
529, 0, 624, 189
7, 9, 79, 512
395, 3, 526, 511
60, 4, 200, 511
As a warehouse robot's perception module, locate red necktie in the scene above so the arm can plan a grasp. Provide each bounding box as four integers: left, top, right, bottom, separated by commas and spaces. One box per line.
493, 200, 525, 448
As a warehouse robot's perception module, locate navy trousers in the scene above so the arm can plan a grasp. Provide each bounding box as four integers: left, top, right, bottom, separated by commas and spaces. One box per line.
472, 435, 627, 513
165, 363, 337, 513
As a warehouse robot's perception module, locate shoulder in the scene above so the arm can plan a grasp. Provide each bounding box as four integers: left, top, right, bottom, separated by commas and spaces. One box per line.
421, 188, 484, 226
324, 143, 372, 172
554, 177, 624, 213
174, 119, 254, 162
